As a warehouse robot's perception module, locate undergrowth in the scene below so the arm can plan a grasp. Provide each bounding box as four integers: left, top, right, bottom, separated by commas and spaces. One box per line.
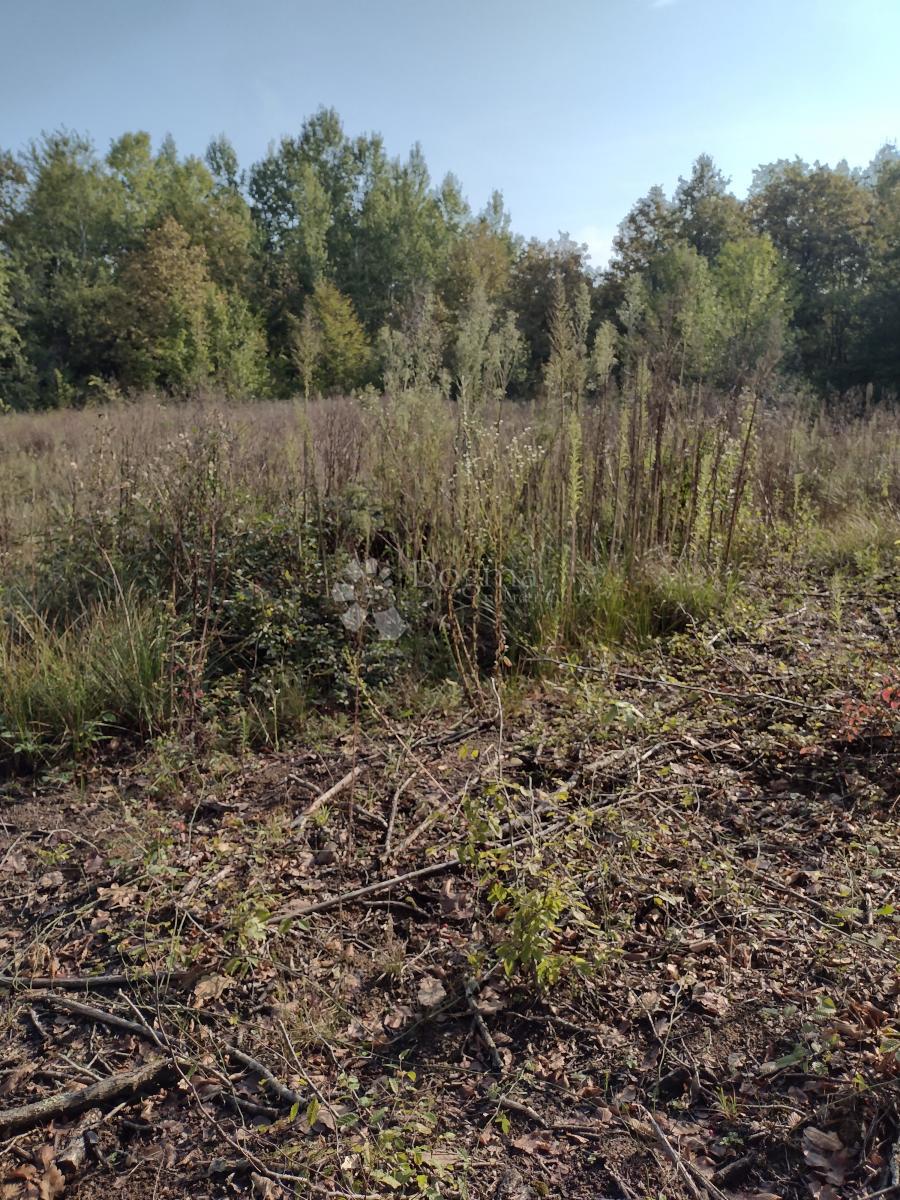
0, 375, 897, 772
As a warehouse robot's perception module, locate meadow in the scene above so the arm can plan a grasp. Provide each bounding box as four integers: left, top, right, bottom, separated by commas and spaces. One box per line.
1, 384, 897, 771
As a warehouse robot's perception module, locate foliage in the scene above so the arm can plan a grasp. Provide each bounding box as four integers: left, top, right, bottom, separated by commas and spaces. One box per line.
1, 119, 899, 406
306, 278, 373, 394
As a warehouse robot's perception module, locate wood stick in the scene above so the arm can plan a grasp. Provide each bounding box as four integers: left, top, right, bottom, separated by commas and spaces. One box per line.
224, 1045, 303, 1109
275, 856, 458, 920
291, 764, 367, 830
638, 1106, 725, 1200
533, 656, 832, 712
275, 819, 567, 923
466, 980, 504, 1072
29, 993, 163, 1047
0, 968, 193, 991
0, 1056, 169, 1133
495, 1095, 547, 1125
383, 767, 422, 857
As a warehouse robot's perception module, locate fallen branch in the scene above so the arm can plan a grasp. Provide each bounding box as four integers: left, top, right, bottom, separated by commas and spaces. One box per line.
0, 968, 194, 991
0, 1056, 169, 1133
224, 1045, 303, 1109
275, 856, 457, 921
495, 1095, 546, 1124
466, 980, 504, 1072
383, 767, 422, 857
30, 992, 163, 1046
275, 819, 567, 923
291, 764, 368, 831
534, 657, 832, 713
412, 716, 495, 750
637, 1106, 727, 1200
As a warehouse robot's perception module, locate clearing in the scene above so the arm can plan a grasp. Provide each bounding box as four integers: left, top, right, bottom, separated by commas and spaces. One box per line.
1, 569, 897, 1199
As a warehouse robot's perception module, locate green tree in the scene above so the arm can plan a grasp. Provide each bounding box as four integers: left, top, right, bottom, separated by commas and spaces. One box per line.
858, 159, 900, 394
206, 288, 268, 397
351, 144, 455, 329
0, 252, 25, 407
307, 278, 372, 394
440, 192, 516, 317
114, 216, 214, 391
750, 160, 872, 390
633, 243, 721, 382
509, 235, 593, 393
5, 131, 125, 403
609, 185, 678, 280
714, 234, 790, 389
673, 154, 747, 260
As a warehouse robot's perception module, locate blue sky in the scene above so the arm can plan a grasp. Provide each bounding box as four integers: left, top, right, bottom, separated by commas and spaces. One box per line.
2, 0, 898, 264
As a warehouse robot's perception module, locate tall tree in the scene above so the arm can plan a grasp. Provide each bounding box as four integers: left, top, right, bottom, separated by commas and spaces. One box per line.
673, 154, 747, 260
858, 159, 900, 394
305, 278, 372, 394
509, 235, 593, 392
714, 234, 790, 389
750, 160, 872, 391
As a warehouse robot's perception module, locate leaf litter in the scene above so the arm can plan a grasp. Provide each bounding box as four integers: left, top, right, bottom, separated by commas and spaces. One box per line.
0, 570, 897, 1199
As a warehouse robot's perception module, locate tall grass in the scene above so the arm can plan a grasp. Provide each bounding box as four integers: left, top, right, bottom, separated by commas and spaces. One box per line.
0, 380, 897, 769
0, 594, 174, 770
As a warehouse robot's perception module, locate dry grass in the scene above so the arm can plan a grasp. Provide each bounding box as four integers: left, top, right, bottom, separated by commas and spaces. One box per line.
0, 385, 897, 767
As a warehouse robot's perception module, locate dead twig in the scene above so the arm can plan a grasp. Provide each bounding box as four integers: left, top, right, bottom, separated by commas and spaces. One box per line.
0, 968, 194, 991
291, 764, 368, 831
466, 979, 504, 1072
636, 1106, 727, 1200
224, 1044, 303, 1109
383, 767, 423, 858
275, 819, 567, 923
535, 657, 833, 712
275, 856, 459, 921
30, 991, 163, 1047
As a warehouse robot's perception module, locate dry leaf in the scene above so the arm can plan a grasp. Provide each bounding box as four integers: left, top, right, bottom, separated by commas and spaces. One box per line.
803, 1128, 843, 1153
39, 1166, 66, 1200
192, 974, 234, 1007
250, 1172, 282, 1198
511, 1132, 556, 1156
417, 974, 447, 1007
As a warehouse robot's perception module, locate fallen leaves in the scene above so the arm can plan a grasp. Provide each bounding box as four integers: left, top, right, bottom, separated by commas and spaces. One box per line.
192, 973, 234, 1008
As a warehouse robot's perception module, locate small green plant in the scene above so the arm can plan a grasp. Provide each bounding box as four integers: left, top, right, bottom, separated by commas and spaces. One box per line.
489, 878, 596, 988
225, 893, 273, 977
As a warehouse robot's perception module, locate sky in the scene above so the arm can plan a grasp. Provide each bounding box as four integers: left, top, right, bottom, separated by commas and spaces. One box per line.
2, 0, 898, 266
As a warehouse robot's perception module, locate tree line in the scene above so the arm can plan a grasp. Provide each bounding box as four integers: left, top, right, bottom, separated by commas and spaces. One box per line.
1, 108, 898, 410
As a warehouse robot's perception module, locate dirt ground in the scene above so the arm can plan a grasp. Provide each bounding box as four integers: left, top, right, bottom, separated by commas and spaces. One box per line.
1, 570, 898, 1200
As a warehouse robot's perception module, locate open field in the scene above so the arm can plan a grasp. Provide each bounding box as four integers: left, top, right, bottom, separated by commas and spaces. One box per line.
4, 3, 900, 1194
0, 391, 898, 1198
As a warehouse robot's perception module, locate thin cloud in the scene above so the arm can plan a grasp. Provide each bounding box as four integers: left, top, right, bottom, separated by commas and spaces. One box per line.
650, 0, 678, 9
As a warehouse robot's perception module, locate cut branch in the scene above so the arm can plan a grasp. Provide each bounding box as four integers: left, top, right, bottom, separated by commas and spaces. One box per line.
291, 764, 367, 831
0, 1056, 169, 1133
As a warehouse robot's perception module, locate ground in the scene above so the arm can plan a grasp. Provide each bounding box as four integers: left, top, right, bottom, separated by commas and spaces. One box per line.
1, 569, 898, 1200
